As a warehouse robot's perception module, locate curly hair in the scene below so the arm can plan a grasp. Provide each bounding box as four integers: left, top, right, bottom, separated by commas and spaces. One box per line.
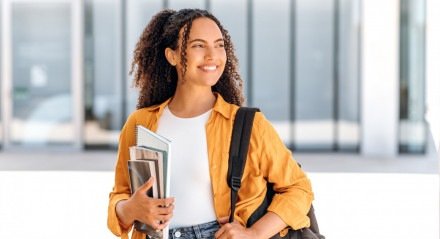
130, 8, 245, 109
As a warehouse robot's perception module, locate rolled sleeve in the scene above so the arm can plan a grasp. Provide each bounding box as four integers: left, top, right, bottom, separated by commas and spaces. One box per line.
108, 193, 131, 238
267, 169, 313, 229
257, 113, 314, 230
107, 114, 136, 238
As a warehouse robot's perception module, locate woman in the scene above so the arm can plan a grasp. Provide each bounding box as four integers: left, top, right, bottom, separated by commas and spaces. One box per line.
108, 8, 314, 239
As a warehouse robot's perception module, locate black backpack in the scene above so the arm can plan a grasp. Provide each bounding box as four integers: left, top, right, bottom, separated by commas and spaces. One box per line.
227, 107, 325, 239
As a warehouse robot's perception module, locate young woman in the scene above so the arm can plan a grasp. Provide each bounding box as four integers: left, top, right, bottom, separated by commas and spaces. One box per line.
108, 8, 314, 239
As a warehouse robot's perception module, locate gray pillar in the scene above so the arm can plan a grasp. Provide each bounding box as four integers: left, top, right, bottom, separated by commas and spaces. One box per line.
426, 0, 440, 153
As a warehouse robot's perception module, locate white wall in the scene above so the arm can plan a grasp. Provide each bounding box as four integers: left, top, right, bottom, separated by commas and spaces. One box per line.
361, 0, 399, 157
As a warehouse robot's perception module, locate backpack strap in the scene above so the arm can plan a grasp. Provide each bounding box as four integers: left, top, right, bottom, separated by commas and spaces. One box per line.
227, 107, 259, 223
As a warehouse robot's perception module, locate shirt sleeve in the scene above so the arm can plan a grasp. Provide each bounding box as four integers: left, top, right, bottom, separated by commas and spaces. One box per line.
255, 112, 314, 230
107, 114, 136, 238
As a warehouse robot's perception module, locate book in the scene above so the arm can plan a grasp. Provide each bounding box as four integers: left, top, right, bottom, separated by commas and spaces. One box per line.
129, 146, 163, 197
128, 159, 158, 199
127, 159, 160, 238
135, 125, 171, 199
126, 125, 171, 239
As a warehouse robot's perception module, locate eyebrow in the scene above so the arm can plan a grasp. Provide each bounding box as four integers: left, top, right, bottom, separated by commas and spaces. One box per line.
189, 38, 224, 44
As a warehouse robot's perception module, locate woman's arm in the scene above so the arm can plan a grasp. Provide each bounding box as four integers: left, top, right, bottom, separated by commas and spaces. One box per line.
247, 212, 287, 238
215, 212, 287, 239
215, 112, 314, 239
108, 117, 136, 237
258, 113, 314, 230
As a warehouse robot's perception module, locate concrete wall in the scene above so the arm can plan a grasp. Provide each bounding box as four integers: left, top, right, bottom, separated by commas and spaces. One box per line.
361, 0, 399, 157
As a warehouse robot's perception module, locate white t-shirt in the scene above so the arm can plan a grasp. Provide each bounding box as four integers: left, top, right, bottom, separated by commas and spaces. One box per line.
156, 106, 217, 228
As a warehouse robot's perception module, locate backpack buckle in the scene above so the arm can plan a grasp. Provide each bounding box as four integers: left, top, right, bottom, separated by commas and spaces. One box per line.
230, 176, 241, 191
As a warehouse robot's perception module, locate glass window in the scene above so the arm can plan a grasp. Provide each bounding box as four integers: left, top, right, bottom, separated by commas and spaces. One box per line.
337, 0, 361, 151
294, 0, 335, 150
11, 2, 74, 146
293, 0, 360, 151
125, 0, 162, 116
253, 0, 291, 144
399, 0, 427, 153
213, 0, 361, 151
211, 0, 248, 94
84, 0, 123, 148
168, 0, 205, 9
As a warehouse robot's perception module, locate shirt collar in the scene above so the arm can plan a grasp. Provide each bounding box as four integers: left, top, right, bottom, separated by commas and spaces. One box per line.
211, 93, 233, 120
144, 92, 234, 120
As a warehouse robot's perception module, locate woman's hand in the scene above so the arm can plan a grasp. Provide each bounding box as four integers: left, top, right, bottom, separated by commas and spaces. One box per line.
214, 217, 259, 239
215, 212, 287, 239
116, 177, 175, 230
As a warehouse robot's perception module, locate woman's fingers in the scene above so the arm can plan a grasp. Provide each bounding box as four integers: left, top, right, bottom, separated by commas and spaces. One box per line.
149, 214, 172, 231
155, 220, 170, 230
217, 216, 229, 225
159, 197, 175, 207
134, 197, 175, 228
130, 187, 175, 229
137, 177, 155, 195
157, 203, 174, 214
159, 212, 173, 222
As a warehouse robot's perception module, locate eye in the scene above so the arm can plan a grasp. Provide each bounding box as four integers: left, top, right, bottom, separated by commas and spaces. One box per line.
216, 43, 225, 48
192, 44, 204, 48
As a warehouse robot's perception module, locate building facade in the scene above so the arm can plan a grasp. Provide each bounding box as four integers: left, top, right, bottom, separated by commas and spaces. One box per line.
0, 0, 437, 157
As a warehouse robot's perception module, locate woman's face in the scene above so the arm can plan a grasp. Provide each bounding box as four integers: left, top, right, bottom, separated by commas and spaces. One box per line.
170, 17, 227, 88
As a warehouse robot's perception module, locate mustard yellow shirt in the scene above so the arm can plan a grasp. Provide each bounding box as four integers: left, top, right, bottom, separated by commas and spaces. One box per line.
107, 94, 314, 239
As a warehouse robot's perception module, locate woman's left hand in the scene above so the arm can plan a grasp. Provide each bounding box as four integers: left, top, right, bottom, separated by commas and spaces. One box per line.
215, 217, 259, 239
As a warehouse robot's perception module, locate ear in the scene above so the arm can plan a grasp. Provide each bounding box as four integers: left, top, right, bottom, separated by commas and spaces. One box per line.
165, 47, 177, 66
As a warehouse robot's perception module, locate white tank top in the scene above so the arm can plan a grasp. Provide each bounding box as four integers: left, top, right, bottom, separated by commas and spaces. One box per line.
156, 106, 217, 228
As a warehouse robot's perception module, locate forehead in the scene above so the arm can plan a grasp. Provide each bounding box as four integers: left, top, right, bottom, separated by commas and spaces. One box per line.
186, 17, 223, 40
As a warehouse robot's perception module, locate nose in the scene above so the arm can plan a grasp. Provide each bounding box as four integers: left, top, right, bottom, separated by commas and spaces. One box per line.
204, 46, 214, 60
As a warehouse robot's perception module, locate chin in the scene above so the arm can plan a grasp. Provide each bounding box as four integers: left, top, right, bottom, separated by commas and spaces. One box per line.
202, 77, 221, 86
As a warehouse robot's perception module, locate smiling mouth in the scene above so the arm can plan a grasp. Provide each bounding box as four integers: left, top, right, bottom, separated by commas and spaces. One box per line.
199, 65, 218, 72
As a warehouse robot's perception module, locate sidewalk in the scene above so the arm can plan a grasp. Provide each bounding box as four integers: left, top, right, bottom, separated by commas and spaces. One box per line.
0, 150, 437, 173
0, 151, 438, 239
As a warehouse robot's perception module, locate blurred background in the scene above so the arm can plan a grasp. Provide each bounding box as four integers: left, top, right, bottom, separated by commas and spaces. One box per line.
0, 0, 439, 238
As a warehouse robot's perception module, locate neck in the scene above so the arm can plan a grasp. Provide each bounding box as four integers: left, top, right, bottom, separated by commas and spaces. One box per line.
168, 86, 216, 118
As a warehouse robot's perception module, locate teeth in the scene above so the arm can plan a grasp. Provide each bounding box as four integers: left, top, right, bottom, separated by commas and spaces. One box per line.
202, 65, 217, 71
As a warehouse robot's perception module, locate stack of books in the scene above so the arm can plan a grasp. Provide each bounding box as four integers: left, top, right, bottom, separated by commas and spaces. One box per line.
127, 125, 171, 239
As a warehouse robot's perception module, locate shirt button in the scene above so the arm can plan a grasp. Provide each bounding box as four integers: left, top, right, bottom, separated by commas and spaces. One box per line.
174, 231, 181, 238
